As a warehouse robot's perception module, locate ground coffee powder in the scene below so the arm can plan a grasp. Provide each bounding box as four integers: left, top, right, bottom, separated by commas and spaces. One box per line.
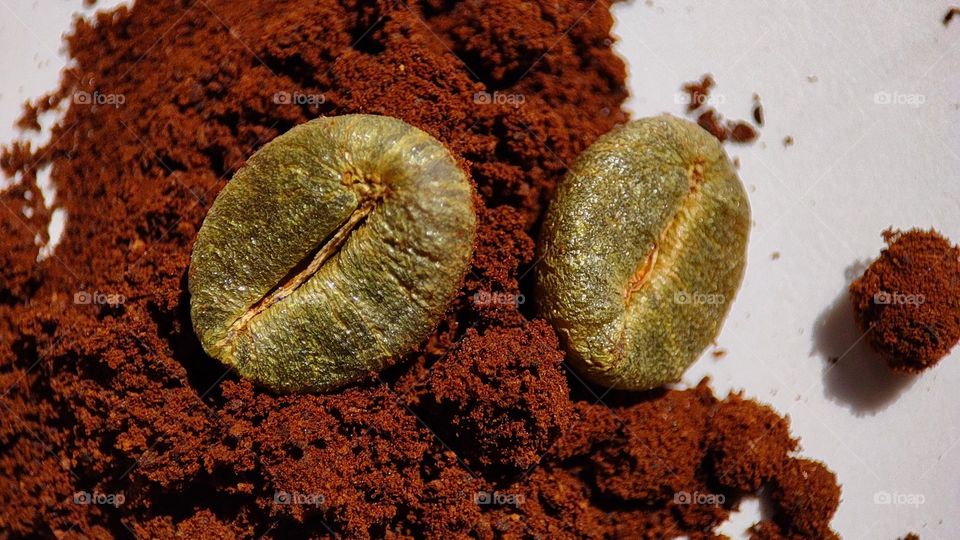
1, 0, 839, 537
850, 229, 960, 373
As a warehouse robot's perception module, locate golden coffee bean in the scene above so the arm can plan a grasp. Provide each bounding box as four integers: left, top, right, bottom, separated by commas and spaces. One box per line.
189, 114, 476, 393
536, 115, 750, 390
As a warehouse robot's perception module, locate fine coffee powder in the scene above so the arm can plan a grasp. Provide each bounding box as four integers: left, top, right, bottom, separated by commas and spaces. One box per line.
0, 0, 839, 537
850, 229, 960, 373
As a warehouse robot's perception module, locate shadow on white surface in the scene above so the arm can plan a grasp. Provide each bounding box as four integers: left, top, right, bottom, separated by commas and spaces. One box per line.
812, 286, 918, 416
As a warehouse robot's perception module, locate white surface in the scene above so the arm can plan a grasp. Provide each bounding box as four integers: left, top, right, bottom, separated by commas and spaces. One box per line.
1, 1, 958, 539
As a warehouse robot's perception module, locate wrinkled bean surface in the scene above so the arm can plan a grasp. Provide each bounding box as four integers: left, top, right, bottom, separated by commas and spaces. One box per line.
536, 115, 750, 390
189, 114, 476, 393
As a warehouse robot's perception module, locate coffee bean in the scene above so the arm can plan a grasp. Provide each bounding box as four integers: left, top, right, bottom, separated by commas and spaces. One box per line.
536, 115, 750, 390
189, 114, 476, 393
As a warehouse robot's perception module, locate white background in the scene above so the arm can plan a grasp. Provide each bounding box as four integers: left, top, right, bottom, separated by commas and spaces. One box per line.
1, 1, 958, 538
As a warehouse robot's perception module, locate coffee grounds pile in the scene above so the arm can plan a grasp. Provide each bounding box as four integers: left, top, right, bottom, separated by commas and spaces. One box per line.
849, 229, 960, 373
1, 0, 840, 537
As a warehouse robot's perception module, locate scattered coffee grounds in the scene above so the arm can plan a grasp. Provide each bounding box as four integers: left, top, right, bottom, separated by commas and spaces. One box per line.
696, 108, 729, 141
682, 73, 715, 113
783, 135, 794, 147
680, 75, 759, 144
0, 0, 839, 537
944, 7, 960, 26
849, 229, 960, 373
752, 93, 765, 126
729, 121, 759, 143
898, 534, 920, 540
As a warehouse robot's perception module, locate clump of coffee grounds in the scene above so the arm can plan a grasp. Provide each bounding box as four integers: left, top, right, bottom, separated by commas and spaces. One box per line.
0, 0, 839, 537
769, 459, 841, 538
681, 74, 759, 144
748, 460, 840, 540
706, 393, 797, 492
849, 229, 960, 373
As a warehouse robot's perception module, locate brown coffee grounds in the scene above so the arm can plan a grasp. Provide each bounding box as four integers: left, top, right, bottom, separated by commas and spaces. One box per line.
706, 393, 796, 492
697, 108, 730, 141
421, 321, 572, 474
769, 459, 841, 539
0, 184, 47, 304
1, 0, 839, 537
783, 136, 794, 147
898, 534, 920, 540
682, 74, 715, 113
681, 74, 759, 144
729, 121, 759, 144
849, 229, 960, 373
944, 7, 960, 26
696, 111, 758, 144
752, 94, 765, 126
748, 459, 841, 540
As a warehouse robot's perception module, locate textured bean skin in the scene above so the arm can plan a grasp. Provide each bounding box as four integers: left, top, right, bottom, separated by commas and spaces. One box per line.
536, 115, 750, 390
189, 115, 476, 393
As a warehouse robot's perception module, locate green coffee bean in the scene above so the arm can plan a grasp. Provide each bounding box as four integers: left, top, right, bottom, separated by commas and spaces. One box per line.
535, 115, 750, 390
189, 114, 476, 393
